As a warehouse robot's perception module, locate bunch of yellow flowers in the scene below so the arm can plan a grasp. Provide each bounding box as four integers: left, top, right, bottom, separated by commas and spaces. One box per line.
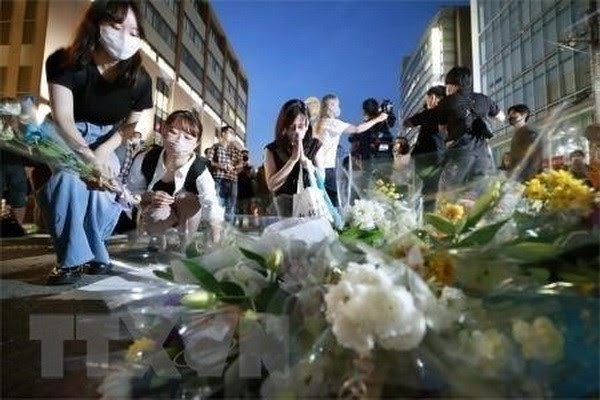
375, 179, 400, 200
523, 169, 594, 212
437, 202, 465, 222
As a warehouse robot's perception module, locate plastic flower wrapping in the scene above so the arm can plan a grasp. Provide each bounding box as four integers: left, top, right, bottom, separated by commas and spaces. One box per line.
84, 154, 599, 399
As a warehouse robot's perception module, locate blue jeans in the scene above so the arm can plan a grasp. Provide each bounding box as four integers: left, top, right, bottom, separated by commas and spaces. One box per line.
38, 122, 122, 268
214, 178, 237, 222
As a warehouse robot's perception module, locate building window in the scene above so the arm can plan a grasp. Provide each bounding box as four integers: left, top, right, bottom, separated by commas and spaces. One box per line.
181, 47, 203, 83
184, 16, 204, 52
154, 78, 170, 135
142, 2, 176, 48
0, 0, 12, 45
17, 66, 32, 95
206, 78, 221, 102
21, 0, 36, 44
236, 94, 246, 111
224, 101, 235, 121
209, 52, 222, 80
226, 79, 235, 97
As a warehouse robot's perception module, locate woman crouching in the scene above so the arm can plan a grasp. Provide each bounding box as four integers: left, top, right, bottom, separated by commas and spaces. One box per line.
128, 110, 223, 247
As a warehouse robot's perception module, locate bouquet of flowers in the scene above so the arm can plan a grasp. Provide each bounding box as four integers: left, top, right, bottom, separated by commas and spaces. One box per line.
0, 97, 136, 213
96, 213, 598, 399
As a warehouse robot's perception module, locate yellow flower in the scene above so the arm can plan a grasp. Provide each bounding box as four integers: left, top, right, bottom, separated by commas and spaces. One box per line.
523, 178, 548, 201
126, 337, 156, 362
426, 251, 455, 286
438, 203, 465, 222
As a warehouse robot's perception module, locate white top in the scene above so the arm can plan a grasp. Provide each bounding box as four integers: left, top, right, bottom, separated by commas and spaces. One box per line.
314, 118, 350, 169
128, 149, 225, 222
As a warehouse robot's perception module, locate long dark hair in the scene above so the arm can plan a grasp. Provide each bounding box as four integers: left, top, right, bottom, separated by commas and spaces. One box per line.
65, 0, 145, 87
274, 99, 314, 154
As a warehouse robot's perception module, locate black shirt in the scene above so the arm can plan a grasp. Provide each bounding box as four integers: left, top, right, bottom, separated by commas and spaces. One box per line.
437, 91, 500, 142
265, 138, 321, 196
509, 125, 544, 182
45, 49, 153, 125
405, 108, 445, 155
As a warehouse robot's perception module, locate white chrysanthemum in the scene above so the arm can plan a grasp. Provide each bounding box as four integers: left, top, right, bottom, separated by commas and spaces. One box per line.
512, 317, 563, 364
349, 200, 386, 231
324, 262, 426, 355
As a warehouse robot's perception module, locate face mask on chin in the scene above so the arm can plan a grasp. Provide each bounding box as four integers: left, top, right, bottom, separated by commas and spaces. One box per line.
99, 25, 141, 61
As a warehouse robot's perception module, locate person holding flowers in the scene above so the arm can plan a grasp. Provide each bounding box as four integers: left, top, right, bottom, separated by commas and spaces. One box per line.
40, 0, 152, 284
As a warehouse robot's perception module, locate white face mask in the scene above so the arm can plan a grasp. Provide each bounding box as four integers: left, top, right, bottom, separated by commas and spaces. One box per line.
165, 136, 196, 156
99, 25, 141, 61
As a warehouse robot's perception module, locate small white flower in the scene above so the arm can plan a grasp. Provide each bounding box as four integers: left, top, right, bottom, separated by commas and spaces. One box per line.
512, 317, 564, 364
348, 200, 386, 231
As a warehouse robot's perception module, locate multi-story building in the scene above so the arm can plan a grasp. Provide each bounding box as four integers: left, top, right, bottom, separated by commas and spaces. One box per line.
471, 0, 594, 162
1, 0, 248, 152
399, 7, 472, 140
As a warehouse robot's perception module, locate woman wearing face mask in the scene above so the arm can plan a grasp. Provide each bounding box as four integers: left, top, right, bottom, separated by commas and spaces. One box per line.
128, 110, 224, 248
314, 94, 388, 206
264, 99, 323, 217
40, 0, 153, 284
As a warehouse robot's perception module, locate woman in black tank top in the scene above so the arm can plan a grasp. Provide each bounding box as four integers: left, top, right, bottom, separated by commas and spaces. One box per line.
263, 99, 322, 217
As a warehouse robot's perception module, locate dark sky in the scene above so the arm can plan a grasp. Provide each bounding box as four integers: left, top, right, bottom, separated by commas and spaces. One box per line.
212, 0, 469, 165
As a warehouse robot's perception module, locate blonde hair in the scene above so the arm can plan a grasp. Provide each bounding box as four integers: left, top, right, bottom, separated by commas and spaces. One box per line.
315, 94, 338, 135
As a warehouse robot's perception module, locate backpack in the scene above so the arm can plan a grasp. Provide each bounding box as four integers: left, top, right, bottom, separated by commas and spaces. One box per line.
140, 146, 208, 195
467, 94, 493, 140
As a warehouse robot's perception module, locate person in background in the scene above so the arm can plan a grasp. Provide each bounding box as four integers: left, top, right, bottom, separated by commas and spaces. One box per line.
0, 104, 28, 236
360, 98, 396, 162
206, 125, 243, 222
264, 99, 322, 217
436, 66, 505, 201
304, 96, 321, 127
40, 0, 153, 284
403, 85, 447, 210
569, 149, 592, 186
236, 149, 255, 215
392, 137, 411, 172
507, 104, 544, 182
498, 152, 511, 176
127, 110, 223, 249
314, 94, 387, 206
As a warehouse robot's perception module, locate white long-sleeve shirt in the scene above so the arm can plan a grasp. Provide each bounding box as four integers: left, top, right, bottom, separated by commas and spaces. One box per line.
128, 149, 225, 222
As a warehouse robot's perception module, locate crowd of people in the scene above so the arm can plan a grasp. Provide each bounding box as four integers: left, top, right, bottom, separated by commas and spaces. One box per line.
0, 0, 595, 286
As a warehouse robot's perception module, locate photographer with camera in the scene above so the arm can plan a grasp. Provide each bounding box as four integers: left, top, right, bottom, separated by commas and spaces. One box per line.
352, 98, 397, 162
436, 66, 505, 202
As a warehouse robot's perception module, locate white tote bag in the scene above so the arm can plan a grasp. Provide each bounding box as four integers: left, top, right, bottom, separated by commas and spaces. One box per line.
292, 167, 333, 222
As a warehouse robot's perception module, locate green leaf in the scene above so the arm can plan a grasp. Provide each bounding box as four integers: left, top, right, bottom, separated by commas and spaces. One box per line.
340, 226, 361, 240
239, 247, 268, 271
182, 259, 221, 293
503, 241, 561, 262
218, 281, 245, 297
456, 219, 508, 247
424, 213, 457, 236
461, 180, 502, 233
254, 283, 290, 314
153, 268, 174, 282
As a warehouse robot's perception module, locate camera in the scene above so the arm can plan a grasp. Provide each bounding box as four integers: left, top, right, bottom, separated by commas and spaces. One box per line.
380, 99, 394, 114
